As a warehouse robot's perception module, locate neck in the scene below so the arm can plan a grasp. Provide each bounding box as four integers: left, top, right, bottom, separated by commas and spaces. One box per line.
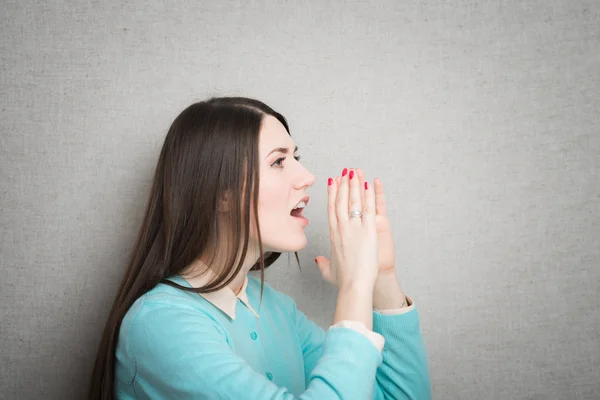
182, 211, 264, 294
183, 240, 261, 295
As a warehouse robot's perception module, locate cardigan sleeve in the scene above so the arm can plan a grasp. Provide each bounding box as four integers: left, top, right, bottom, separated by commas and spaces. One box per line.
372, 307, 432, 400
292, 299, 432, 400
122, 302, 384, 399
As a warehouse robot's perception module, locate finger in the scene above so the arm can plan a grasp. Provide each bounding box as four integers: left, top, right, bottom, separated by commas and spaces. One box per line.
363, 178, 377, 228
348, 169, 362, 223
315, 256, 335, 283
374, 177, 388, 216
336, 168, 350, 223
357, 168, 366, 206
327, 176, 338, 237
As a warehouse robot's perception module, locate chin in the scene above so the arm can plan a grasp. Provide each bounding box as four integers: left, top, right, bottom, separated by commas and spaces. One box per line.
264, 233, 308, 253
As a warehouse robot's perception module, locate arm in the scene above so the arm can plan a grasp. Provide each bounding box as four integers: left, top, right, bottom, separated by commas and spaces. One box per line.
292, 283, 431, 400
293, 285, 386, 384
123, 303, 383, 399
373, 307, 431, 400
372, 276, 432, 400
373, 272, 409, 311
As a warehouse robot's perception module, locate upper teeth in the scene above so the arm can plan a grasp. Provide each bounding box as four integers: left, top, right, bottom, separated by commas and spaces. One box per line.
294, 201, 306, 209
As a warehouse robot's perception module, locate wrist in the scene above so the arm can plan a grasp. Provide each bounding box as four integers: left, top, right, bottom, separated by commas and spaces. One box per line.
339, 279, 375, 296
334, 280, 374, 329
373, 271, 407, 310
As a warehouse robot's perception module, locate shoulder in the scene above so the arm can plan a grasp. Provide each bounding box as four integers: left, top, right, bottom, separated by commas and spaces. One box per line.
115, 281, 232, 386
124, 279, 212, 319
119, 281, 227, 352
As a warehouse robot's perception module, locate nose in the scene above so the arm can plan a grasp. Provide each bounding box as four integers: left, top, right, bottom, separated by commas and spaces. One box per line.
294, 163, 316, 190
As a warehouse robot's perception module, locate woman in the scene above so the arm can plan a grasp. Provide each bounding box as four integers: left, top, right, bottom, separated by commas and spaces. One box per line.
89, 97, 431, 399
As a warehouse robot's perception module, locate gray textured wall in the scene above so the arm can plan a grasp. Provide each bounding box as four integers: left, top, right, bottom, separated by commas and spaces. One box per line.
1, 1, 599, 399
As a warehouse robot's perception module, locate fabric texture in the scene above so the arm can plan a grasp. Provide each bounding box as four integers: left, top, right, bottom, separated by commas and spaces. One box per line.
172, 268, 414, 353
114, 275, 431, 399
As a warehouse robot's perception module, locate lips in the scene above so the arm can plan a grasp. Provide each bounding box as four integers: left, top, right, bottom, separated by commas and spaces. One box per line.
290, 196, 310, 217
292, 196, 310, 210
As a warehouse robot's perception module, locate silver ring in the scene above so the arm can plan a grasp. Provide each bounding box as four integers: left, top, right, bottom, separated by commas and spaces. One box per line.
349, 209, 363, 219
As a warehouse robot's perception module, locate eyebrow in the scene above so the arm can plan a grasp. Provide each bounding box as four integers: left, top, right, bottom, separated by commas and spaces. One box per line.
266, 145, 298, 158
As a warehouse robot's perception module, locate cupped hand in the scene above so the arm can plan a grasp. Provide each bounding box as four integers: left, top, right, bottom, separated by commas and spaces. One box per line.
315, 168, 396, 283
315, 168, 379, 289
357, 169, 396, 276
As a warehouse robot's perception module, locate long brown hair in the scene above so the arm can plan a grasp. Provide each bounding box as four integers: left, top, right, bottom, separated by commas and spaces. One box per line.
89, 97, 299, 399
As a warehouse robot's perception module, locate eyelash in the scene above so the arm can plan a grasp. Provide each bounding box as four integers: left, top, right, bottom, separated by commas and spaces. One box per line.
271, 155, 301, 168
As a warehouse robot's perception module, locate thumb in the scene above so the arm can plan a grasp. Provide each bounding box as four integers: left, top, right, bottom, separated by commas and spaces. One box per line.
314, 256, 335, 284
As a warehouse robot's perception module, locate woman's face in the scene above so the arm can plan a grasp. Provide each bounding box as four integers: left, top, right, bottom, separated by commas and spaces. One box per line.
252, 115, 315, 252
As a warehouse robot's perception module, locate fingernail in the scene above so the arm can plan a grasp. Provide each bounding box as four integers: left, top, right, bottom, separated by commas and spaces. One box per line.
328, 178, 333, 186
342, 168, 348, 177
314, 258, 318, 264
349, 170, 354, 179
364, 182, 368, 190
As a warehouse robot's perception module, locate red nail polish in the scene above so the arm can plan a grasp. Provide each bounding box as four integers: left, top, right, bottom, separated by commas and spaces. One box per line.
342, 168, 348, 177
349, 170, 354, 179
328, 178, 333, 186
364, 182, 368, 190
314, 258, 318, 263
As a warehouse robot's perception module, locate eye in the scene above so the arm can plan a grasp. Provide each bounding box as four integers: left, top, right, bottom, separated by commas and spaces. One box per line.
271, 155, 301, 168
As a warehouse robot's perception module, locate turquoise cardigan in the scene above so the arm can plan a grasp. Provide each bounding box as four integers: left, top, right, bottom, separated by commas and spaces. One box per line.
115, 275, 431, 399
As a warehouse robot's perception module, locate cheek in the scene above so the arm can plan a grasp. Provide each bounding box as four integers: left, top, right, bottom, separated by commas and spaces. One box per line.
257, 182, 287, 214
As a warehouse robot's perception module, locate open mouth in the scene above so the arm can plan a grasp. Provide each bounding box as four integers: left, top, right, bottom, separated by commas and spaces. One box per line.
290, 196, 309, 218
290, 205, 305, 218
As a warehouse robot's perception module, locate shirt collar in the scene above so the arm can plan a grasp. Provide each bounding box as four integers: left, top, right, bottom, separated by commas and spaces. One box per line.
178, 268, 260, 320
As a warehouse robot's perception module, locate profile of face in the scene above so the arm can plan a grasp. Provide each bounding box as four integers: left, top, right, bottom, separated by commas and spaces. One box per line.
250, 115, 316, 253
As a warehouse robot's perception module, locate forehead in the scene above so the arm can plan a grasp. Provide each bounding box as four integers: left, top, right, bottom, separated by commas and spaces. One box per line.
259, 115, 295, 153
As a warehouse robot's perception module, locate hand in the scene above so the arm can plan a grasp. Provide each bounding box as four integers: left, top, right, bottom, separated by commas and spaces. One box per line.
357, 168, 396, 277
316, 168, 396, 282
315, 168, 379, 290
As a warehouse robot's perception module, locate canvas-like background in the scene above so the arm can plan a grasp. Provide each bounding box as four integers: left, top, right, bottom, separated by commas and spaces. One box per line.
1, 1, 599, 398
